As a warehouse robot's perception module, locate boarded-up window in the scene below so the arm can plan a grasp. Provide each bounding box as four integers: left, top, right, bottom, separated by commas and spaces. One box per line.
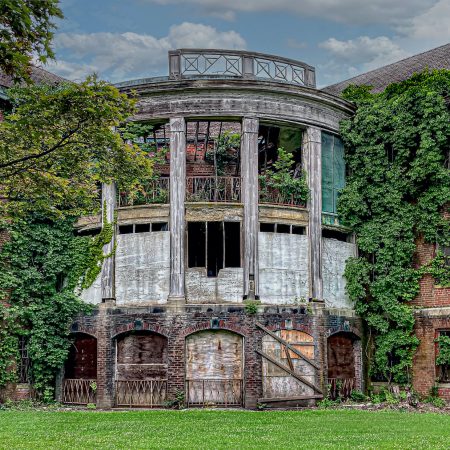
322, 132, 345, 214
116, 332, 168, 380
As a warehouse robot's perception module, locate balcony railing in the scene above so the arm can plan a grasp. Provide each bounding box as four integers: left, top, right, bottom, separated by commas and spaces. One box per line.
259, 184, 306, 208
169, 49, 315, 88
62, 379, 97, 405
118, 178, 169, 207
186, 379, 244, 407
186, 176, 241, 203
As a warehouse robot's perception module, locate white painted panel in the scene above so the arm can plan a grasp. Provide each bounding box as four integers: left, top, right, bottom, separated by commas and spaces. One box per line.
115, 232, 170, 304
186, 267, 244, 303
322, 238, 356, 309
258, 233, 309, 304
80, 272, 102, 305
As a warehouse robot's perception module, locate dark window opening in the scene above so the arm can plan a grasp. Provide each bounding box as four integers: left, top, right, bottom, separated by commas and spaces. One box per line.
292, 225, 306, 235
260, 223, 275, 232
188, 221, 241, 276
119, 224, 134, 234
135, 223, 151, 233
322, 228, 351, 243
78, 228, 101, 237
277, 224, 291, 234
18, 337, 31, 384
152, 222, 168, 232
436, 330, 450, 383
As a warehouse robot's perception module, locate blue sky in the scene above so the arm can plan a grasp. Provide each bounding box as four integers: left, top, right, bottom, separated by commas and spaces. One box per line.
46, 0, 450, 87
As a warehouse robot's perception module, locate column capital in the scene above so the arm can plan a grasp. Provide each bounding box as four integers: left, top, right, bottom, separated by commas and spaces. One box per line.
170, 116, 185, 132
242, 117, 259, 134
303, 126, 322, 144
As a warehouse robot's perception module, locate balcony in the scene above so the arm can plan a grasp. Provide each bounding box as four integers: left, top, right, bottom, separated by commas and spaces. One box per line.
169, 49, 315, 88
186, 176, 241, 203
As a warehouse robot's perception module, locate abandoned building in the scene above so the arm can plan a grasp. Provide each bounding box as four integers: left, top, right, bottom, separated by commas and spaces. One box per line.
2, 45, 450, 407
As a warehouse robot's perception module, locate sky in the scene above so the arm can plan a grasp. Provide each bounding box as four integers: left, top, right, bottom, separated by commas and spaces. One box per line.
45, 0, 450, 87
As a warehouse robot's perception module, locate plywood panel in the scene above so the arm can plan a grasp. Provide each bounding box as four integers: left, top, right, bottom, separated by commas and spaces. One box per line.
327, 333, 355, 379
262, 330, 315, 398
65, 335, 97, 379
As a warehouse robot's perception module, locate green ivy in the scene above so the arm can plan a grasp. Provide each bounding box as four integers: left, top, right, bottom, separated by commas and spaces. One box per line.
339, 70, 450, 384
0, 213, 113, 396
435, 335, 450, 367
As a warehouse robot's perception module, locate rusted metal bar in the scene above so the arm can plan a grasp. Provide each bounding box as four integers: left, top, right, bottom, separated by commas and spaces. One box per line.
258, 394, 323, 403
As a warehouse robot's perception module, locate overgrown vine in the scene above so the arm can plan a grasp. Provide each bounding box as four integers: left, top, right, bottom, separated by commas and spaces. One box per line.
0, 212, 114, 398
338, 70, 450, 384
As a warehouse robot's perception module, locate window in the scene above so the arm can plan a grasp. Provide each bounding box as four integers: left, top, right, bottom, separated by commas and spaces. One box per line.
259, 223, 306, 235
118, 223, 169, 234
322, 132, 345, 214
187, 221, 241, 277
322, 228, 352, 243
436, 330, 450, 383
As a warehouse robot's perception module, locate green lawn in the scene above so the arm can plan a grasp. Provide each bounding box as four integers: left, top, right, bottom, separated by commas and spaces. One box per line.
0, 409, 449, 449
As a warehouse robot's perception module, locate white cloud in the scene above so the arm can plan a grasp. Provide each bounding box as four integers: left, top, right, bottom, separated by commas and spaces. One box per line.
49, 22, 246, 82
147, 0, 437, 26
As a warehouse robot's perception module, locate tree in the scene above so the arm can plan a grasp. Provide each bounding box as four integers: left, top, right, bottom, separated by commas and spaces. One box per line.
0, 0, 63, 83
0, 77, 153, 219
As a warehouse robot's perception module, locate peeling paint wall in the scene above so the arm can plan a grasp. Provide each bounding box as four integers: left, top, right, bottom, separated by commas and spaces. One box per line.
186, 267, 244, 303
115, 232, 170, 304
80, 272, 102, 305
258, 233, 309, 304
322, 238, 356, 309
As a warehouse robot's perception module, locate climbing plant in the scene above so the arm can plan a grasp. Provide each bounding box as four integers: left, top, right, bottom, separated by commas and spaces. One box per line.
0, 213, 113, 397
339, 70, 450, 384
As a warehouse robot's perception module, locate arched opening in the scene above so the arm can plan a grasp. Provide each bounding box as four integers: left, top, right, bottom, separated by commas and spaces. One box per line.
62, 333, 97, 405
114, 331, 168, 407
327, 332, 361, 399
185, 329, 244, 407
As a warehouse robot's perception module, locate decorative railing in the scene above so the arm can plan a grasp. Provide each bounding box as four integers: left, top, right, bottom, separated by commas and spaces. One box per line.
186, 176, 241, 203
259, 184, 306, 208
62, 379, 97, 405
326, 378, 356, 400
186, 379, 244, 407
118, 178, 169, 207
169, 49, 315, 88
115, 379, 168, 407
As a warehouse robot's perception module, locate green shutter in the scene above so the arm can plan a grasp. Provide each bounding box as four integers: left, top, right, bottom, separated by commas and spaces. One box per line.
333, 136, 345, 213
321, 132, 334, 213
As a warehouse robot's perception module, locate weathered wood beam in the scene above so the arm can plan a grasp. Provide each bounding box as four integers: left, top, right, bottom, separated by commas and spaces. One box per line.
241, 117, 259, 298
256, 349, 323, 394
101, 182, 116, 302
168, 117, 186, 302
303, 127, 323, 299
256, 322, 320, 370
258, 395, 323, 403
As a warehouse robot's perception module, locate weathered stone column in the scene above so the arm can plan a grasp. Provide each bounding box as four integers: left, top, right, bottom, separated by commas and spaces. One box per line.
303, 127, 323, 299
101, 182, 116, 302
241, 117, 259, 298
168, 117, 186, 302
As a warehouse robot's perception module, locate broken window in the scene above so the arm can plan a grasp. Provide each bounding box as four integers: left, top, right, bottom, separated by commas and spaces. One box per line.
259, 223, 306, 235
322, 132, 345, 214
436, 330, 450, 383
187, 221, 241, 277
322, 228, 352, 243
118, 222, 169, 234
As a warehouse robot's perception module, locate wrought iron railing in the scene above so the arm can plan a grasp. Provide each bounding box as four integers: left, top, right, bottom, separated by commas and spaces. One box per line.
259, 184, 306, 208
186, 176, 241, 203
169, 49, 315, 88
115, 379, 168, 407
62, 379, 97, 405
118, 178, 169, 207
326, 377, 356, 400
186, 379, 244, 407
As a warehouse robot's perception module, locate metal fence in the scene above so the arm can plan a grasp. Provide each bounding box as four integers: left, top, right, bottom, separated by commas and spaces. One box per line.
115, 379, 168, 407
186, 379, 244, 407
259, 185, 306, 208
186, 176, 241, 203
169, 49, 315, 88
62, 379, 97, 405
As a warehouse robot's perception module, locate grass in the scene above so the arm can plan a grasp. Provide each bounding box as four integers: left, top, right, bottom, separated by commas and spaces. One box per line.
0, 409, 449, 449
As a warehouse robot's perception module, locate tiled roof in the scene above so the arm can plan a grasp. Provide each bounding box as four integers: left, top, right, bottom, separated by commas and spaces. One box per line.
323, 43, 450, 96
0, 65, 66, 88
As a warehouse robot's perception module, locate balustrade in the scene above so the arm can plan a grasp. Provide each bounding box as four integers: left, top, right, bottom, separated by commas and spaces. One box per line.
186, 176, 241, 203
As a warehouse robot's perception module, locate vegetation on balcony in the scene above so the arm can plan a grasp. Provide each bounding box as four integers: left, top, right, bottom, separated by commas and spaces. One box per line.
259, 147, 308, 207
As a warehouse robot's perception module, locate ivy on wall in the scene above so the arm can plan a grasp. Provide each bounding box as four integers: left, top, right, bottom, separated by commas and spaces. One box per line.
339, 70, 450, 384
0, 213, 113, 398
